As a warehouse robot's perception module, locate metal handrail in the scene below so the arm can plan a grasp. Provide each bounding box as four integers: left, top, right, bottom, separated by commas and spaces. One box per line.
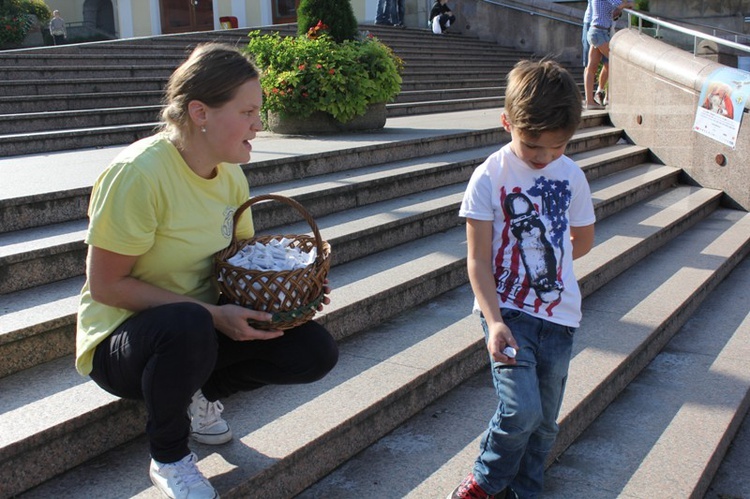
483, 0, 582, 27
624, 8, 750, 55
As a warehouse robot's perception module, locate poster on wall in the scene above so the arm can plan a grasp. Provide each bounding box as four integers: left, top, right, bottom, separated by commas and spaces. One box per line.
693, 67, 750, 148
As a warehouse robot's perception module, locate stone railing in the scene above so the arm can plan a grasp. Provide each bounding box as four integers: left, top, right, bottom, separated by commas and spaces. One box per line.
608, 28, 750, 210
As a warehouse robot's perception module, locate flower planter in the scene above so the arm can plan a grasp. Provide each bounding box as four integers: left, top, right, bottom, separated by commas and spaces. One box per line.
267, 102, 387, 135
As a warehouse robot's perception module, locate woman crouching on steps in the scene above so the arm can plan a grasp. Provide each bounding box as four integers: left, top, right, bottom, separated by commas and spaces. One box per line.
75, 43, 338, 499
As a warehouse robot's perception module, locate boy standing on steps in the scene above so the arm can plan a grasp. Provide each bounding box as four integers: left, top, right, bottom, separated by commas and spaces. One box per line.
449, 60, 596, 499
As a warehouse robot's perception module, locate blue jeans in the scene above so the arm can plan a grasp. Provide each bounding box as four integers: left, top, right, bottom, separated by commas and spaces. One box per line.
582, 22, 609, 67
376, 0, 405, 24
587, 26, 612, 48
473, 309, 575, 498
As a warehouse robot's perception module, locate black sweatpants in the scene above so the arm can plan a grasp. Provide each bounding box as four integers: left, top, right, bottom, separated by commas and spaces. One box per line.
89, 302, 338, 463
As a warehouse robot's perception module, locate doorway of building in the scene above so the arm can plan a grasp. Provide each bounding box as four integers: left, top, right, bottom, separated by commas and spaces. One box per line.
82, 0, 116, 36
272, 0, 299, 24
160, 0, 214, 34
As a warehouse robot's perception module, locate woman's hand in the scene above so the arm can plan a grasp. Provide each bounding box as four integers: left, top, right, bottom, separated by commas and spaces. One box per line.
487, 320, 518, 365
316, 279, 332, 312
211, 303, 284, 341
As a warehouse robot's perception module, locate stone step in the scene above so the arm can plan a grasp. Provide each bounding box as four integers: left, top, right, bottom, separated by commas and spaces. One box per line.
0, 122, 159, 158
0, 48, 521, 67
294, 208, 750, 498
0, 132, 641, 380
0, 86, 505, 116
0, 76, 498, 99
0, 105, 162, 134
0, 90, 164, 114
0, 77, 167, 97
0, 174, 722, 408
2, 64, 178, 80
0, 139, 647, 298
0, 97, 523, 155
0, 62, 508, 82
395, 86, 505, 104
7, 192, 743, 498
0, 111, 608, 233
0, 225, 471, 497
545, 252, 750, 498
387, 96, 504, 116
0, 182, 470, 380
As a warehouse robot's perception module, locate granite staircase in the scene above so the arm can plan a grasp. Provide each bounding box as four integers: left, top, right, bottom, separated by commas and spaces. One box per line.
0, 25, 529, 157
1, 26, 749, 499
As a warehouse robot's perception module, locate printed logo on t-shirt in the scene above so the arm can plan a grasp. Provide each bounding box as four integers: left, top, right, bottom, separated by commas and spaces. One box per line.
222, 206, 235, 239
496, 177, 572, 315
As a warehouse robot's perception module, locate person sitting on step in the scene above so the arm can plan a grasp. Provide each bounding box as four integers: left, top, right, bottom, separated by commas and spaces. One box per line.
430, 0, 456, 34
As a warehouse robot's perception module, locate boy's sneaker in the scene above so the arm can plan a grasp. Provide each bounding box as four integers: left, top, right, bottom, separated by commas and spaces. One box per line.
594, 89, 606, 106
188, 390, 232, 445
150, 452, 218, 499
447, 472, 494, 499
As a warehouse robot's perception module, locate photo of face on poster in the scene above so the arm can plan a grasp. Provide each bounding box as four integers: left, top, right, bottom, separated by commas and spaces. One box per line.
694, 67, 750, 148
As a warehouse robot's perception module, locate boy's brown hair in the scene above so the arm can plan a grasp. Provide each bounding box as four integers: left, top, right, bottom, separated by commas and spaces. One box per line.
504, 59, 582, 136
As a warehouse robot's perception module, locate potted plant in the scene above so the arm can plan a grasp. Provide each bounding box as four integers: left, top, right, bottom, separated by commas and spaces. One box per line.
0, 0, 50, 49
245, 0, 403, 134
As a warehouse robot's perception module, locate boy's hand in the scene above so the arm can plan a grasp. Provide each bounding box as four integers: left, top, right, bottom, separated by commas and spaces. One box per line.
487, 321, 518, 365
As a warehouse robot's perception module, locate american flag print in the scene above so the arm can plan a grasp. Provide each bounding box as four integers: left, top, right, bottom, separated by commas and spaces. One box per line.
496, 176, 573, 316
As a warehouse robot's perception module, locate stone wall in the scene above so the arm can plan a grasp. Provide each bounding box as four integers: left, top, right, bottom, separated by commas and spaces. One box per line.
450, 0, 585, 64
608, 28, 750, 210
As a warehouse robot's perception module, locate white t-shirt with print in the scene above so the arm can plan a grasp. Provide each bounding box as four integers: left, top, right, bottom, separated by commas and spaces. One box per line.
459, 143, 596, 327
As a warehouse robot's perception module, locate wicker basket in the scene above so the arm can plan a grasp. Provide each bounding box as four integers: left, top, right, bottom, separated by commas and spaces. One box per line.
214, 194, 331, 330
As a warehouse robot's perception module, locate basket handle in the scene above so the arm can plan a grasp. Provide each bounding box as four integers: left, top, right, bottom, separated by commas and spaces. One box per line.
232, 194, 326, 266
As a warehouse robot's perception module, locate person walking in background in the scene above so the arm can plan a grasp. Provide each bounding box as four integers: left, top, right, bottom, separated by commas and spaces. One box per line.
430, 0, 456, 34
581, 0, 610, 106
447, 59, 595, 499
49, 10, 67, 45
75, 43, 338, 499
584, 0, 634, 109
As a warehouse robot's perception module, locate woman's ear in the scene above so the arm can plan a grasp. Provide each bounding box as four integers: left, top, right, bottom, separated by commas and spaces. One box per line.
187, 100, 208, 130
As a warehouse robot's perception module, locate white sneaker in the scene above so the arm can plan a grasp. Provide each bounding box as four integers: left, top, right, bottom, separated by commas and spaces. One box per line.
150, 452, 218, 499
188, 390, 232, 445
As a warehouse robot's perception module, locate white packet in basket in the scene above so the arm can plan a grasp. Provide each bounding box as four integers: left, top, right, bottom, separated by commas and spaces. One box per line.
224, 238, 317, 301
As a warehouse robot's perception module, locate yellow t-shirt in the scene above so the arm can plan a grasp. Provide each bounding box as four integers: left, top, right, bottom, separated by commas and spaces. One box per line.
75, 134, 254, 375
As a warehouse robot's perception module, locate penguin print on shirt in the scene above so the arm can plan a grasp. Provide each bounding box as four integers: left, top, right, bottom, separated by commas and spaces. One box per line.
495, 176, 572, 315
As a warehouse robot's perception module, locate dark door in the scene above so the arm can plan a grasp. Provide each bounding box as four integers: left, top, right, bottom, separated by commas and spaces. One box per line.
272, 0, 300, 24
160, 0, 214, 34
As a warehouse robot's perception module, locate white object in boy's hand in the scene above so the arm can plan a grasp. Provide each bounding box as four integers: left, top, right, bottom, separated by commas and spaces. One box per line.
502, 346, 517, 358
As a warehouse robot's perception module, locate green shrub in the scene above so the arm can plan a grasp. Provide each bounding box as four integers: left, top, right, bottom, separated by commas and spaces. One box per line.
0, 0, 51, 48
296, 0, 358, 43
630, 0, 652, 28
23, 0, 51, 23
247, 28, 403, 123
0, 13, 33, 47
